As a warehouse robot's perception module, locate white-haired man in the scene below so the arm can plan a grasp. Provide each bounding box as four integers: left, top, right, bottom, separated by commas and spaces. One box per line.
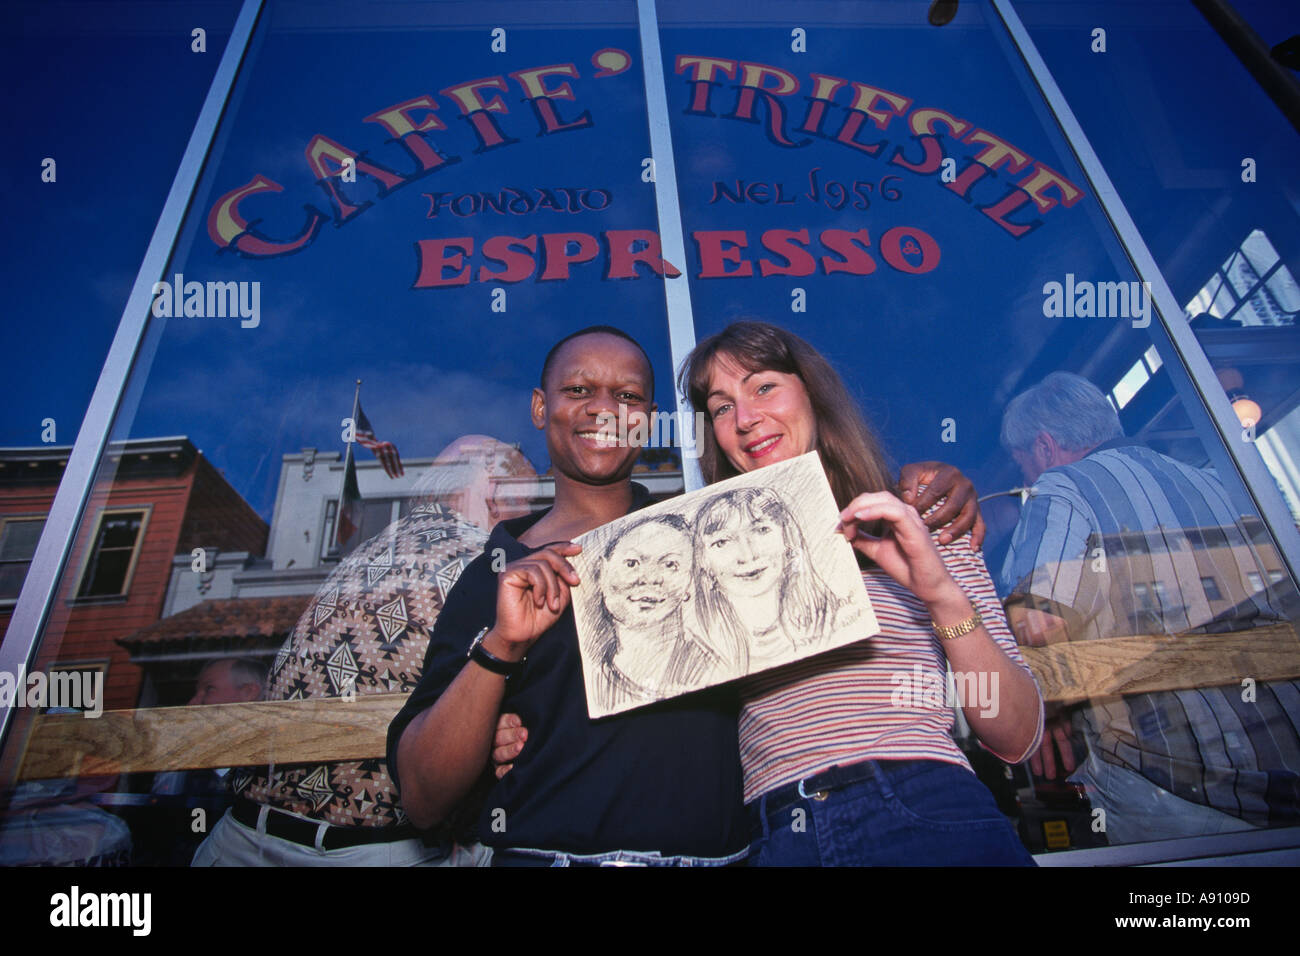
999, 371, 1299, 843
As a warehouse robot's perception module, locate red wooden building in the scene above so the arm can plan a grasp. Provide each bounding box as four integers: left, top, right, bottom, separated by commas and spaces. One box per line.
0, 437, 267, 711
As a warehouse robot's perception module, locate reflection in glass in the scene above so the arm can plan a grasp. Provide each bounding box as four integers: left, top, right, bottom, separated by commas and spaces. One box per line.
999, 371, 1298, 845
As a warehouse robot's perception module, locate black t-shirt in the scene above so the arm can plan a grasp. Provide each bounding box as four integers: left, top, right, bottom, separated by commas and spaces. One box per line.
387, 487, 748, 857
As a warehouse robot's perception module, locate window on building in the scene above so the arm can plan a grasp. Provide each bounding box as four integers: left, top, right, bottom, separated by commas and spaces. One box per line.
356, 498, 401, 547
0, 516, 47, 602
76, 510, 147, 599
1201, 576, 1224, 601
320, 500, 338, 561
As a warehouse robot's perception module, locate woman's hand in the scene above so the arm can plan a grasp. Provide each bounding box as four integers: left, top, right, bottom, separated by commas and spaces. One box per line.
842, 493, 1044, 766
493, 713, 528, 779
897, 461, 986, 549
838, 491, 965, 614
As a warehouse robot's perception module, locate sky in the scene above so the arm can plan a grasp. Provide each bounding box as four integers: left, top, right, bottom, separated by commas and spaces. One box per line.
3, 0, 1296, 574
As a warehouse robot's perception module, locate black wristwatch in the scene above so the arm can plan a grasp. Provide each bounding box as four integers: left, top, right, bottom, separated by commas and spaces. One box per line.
467, 627, 526, 679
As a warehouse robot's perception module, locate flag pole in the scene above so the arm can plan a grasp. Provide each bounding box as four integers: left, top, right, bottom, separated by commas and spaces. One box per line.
333, 379, 361, 553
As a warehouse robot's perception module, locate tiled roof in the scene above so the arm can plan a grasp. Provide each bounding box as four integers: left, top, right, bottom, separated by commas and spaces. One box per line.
119, 596, 309, 648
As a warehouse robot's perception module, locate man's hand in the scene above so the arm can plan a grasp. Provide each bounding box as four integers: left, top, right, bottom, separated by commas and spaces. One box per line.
898, 461, 986, 549
1028, 707, 1078, 780
493, 713, 528, 779
1006, 604, 1072, 647
838, 491, 958, 607
488, 543, 582, 661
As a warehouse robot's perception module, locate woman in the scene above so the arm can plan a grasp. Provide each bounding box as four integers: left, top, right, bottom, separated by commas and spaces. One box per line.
680, 320, 1043, 866
581, 513, 724, 714
692, 487, 847, 672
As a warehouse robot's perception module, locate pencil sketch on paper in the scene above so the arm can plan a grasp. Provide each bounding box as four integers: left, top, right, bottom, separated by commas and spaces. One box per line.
572, 452, 879, 718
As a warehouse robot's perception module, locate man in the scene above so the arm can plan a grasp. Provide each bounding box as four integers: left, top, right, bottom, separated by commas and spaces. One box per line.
154, 657, 267, 795
389, 325, 987, 864
185, 658, 266, 706
191, 439, 533, 867
999, 371, 1300, 843
389, 326, 749, 864
143, 659, 265, 864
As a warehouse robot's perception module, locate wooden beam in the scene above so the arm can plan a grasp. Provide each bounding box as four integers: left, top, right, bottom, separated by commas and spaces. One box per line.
1022, 623, 1300, 705
16, 625, 1300, 778
18, 693, 409, 780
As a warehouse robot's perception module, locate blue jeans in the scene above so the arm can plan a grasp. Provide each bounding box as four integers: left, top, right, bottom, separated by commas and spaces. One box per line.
1070, 751, 1259, 845
747, 759, 1035, 866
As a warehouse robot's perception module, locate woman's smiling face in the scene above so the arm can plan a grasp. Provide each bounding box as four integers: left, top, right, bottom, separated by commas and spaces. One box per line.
699, 503, 785, 599
703, 352, 818, 474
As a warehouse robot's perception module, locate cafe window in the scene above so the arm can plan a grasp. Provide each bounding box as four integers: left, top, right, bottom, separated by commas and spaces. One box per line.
2, 0, 1297, 868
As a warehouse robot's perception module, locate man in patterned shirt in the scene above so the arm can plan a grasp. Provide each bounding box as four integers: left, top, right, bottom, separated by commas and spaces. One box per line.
191, 437, 535, 865
999, 372, 1300, 844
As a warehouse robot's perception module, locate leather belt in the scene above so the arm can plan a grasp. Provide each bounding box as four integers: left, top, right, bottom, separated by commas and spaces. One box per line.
232, 798, 418, 850
759, 758, 896, 815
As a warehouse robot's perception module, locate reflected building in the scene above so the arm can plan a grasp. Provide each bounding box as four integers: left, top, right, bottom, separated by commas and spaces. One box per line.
0, 438, 266, 711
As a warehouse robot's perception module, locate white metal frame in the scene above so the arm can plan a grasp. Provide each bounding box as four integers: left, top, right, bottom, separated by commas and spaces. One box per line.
0, 0, 267, 748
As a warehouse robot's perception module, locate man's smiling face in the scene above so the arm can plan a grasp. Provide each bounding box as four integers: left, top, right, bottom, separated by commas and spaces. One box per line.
532, 332, 655, 487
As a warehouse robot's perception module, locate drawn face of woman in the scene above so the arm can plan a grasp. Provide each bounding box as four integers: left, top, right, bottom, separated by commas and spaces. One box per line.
602, 522, 693, 628
699, 502, 787, 600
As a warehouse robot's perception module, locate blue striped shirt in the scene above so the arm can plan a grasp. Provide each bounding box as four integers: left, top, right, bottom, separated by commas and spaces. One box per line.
999, 439, 1300, 825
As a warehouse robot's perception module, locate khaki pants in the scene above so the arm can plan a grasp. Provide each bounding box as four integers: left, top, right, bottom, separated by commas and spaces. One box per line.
191, 807, 492, 867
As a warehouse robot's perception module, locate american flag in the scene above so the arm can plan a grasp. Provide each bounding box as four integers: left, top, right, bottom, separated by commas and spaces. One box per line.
355, 402, 404, 478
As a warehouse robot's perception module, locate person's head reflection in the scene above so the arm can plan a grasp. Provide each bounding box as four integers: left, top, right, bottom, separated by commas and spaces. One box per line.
1000, 372, 1122, 484
410, 434, 537, 531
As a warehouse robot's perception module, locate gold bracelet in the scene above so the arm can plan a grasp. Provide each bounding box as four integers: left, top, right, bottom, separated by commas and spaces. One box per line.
933, 607, 982, 641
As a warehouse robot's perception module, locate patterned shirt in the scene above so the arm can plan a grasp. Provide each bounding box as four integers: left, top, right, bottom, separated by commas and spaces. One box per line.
739, 539, 1042, 804
235, 504, 486, 828
998, 439, 1300, 825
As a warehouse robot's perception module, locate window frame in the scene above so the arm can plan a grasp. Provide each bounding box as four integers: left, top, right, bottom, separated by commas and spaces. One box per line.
0, 513, 49, 608
41, 659, 110, 715
69, 506, 152, 604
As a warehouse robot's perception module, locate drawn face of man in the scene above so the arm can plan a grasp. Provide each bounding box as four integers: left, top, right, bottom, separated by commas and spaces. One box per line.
603, 522, 693, 628
699, 504, 785, 599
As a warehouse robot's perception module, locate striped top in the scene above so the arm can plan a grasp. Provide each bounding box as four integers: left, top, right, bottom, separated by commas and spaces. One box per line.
738, 538, 1042, 804
999, 440, 1285, 641
998, 439, 1300, 825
